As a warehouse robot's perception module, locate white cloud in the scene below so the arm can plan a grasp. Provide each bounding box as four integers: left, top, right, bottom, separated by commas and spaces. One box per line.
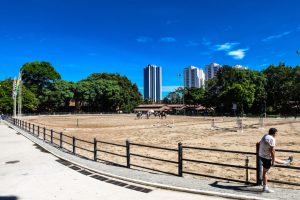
262, 31, 291, 42
202, 38, 211, 46
215, 42, 239, 51
227, 48, 249, 60
186, 41, 199, 47
162, 86, 180, 92
160, 37, 176, 42
136, 36, 152, 43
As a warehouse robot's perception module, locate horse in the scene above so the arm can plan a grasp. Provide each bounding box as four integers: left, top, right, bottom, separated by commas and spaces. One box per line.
136, 112, 143, 119
159, 111, 167, 119
146, 110, 155, 119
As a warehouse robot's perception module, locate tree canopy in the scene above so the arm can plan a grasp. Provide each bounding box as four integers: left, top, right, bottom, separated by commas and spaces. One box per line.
0, 61, 299, 116
165, 64, 298, 116
0, 79, 38, 113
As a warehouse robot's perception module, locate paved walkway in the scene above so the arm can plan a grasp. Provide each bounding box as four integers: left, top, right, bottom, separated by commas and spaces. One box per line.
0, 123, 225, 200
2, 121, 300, 200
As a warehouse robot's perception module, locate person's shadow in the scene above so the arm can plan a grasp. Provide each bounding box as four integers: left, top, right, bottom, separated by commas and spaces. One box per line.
0, 196, 18, 200
209, 181, 262, 194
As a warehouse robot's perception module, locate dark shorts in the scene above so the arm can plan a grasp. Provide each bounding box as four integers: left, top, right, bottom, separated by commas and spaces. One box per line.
260, 157, 272, 169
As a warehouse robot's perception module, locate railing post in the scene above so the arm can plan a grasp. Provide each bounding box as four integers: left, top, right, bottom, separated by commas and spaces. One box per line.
245, 156, 250, 184
178, 142, 183, 177
94, 138, 97, 161
43, 127, 46, 141
50, 129, 53, 144
60, 132, 63, 148
73, 137, 76, 154
33, 124, 35, 135
256, 143, 262, 185
37, 126, 40, 137
126, 140, 130, 168
29, 123, 31, 132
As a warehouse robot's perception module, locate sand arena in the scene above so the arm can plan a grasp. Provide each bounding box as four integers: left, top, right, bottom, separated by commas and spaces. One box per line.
22, 114, 300, 189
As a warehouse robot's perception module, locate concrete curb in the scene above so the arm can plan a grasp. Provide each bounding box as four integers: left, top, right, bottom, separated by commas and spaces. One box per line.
4, 121, 274, 200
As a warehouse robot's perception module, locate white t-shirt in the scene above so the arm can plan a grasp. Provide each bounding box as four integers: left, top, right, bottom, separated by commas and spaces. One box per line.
259, 134, 276, 159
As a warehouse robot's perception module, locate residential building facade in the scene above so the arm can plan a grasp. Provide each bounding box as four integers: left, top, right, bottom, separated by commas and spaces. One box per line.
205, 63, 222, 80
144, 64, 162, 102
184, 66, 205, 88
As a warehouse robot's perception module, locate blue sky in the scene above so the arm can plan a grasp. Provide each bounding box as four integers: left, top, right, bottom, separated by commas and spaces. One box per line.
0, 0, 300, 96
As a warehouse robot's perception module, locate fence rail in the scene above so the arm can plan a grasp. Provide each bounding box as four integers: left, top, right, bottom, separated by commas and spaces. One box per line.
183, 146, 256, 155
130, 142, 178, 152
2, 115, 300, 188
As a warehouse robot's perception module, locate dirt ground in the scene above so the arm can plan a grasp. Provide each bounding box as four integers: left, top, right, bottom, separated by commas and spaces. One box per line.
23, 114, 300, 189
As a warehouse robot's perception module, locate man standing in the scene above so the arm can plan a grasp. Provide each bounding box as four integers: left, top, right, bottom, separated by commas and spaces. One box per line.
259, 128, 293, 193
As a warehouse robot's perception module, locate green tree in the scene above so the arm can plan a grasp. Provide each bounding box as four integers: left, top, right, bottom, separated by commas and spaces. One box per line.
41, 80, 75, 112
185, 87, 206, 106
21, 61, 61, 93
163, 91, 181, 104
263, 64, 294, 114
0, 79, 38, 113
74, 73, 142, 112
163, 87, 183, 104
21, 61, 61, 112
291, 66, 300, 115
207, 66, 264, 115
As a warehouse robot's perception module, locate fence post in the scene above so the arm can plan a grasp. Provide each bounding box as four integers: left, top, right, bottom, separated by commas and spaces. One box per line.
43, 127, 46, 141
94, 138, 97, 161
72, 137, 76, 154
29, 123, 31, 132
50, 129, 53, 144
33, 124, 35, 135
245, 156, 250, 184
60, 132, 63, 148
178, 142, 183, 177
256, 143, 262, 185
126, 140, 130, 168
37, 126, 40, 137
